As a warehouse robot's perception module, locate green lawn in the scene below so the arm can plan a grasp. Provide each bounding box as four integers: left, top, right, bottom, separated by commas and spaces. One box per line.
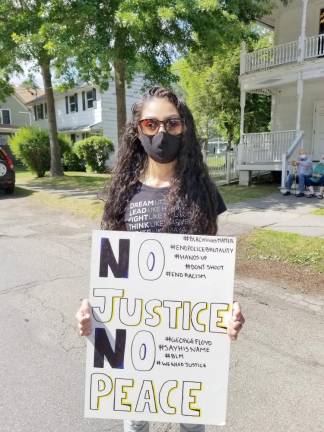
313, 208, 324, 216
16, 170, 110, 190
219, 184, 278, 204
16, 170, 278, 203
33, 191, 105, 220
240, 229, 324, 273
15, 169, 279, 219
206, 156, 225, 169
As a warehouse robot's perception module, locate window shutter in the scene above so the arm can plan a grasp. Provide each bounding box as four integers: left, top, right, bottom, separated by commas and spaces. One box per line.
44, 103, 48, 118
34, 105, 37, 121
93, 88, 97, 101
75, 93, 78, 112
65, 96, 69, 114
82, 91, 86, 110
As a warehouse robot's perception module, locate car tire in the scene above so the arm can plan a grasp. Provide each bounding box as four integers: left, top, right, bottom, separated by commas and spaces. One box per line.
5, 186, 15, 194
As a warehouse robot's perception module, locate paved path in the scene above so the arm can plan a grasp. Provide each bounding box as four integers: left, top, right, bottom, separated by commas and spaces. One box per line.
1, 193, 324, 432
219, 192, 324, 238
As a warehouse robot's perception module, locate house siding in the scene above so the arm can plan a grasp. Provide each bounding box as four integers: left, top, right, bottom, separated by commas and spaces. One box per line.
275, 0, 324, 45
272, 78, 324, 156
30, 77, 143, 156
0, 95, 31, 127
101, 76, 143, 158
56, 89, 102, 132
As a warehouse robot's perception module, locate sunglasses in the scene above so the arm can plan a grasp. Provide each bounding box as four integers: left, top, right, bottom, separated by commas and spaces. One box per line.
139, 117, 184, 136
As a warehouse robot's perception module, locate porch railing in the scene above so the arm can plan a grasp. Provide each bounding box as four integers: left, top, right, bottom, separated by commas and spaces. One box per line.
239, 130, 297, 164
244, 41, 298, 73
242, 34, 324, 74
304, 33, 324, 59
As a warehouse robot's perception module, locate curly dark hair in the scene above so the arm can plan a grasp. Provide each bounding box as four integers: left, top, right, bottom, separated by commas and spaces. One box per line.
101, 86, 220, 235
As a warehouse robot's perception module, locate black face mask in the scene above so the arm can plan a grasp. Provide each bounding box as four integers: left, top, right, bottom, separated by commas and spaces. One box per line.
139, 132, 182, 164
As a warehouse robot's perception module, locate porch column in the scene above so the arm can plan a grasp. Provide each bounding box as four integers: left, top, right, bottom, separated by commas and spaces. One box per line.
240, 41, 247, 75
240, 90, 246, 140
296, 72, 304, 132
238, 90, 246, 166
298, 0, 309, 62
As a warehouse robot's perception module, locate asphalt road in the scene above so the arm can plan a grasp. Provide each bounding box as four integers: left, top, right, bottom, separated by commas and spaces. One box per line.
0, 191, 323, 432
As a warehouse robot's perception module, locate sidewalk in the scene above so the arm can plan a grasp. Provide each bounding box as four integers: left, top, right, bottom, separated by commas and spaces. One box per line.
218, 192, 324, 238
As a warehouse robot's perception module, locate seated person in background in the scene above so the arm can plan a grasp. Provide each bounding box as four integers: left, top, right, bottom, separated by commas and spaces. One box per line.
282, 149, 313, 197
305, 155, 324, 199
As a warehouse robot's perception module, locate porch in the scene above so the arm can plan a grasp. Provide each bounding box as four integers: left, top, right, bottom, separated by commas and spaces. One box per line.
240, 33, 324, 75
237, 130, 304, 186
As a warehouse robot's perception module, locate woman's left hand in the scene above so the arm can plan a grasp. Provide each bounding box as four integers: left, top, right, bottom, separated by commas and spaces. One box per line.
227, 301, 245, 341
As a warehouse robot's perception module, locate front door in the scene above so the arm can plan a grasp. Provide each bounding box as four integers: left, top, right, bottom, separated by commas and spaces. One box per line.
313, 101, 324, 160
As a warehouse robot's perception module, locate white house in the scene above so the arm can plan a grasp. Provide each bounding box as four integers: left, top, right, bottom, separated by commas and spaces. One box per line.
0, 89, 32, 146
238, 0, 324, 186
27, 77, 143, 156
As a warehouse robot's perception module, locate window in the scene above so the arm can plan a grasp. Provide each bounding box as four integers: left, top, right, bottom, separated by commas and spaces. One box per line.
37, 104, 44, 120
81, 88, 97, 110
0, 135, 9, 146
87, 88, 96, 108
33, 103, 46, 121
319, 9, 324, 56
69, 94, 78, 112
320, 8, 324, 34
0, 109, 10, 125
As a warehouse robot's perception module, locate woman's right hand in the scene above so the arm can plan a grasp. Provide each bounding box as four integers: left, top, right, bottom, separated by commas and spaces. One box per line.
75, 298, 92, 336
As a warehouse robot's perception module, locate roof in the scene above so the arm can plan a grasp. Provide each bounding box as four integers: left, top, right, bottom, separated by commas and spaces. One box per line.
14, 86, 45, 105
0, 124, 18, 133
59, 122, 102, 133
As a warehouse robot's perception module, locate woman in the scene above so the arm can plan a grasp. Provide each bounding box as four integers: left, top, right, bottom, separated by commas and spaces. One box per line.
305, 155, 324, 199
76, 86, 245, 432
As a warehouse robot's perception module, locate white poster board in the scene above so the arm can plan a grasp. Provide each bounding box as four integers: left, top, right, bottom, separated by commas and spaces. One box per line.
85, 230, 236, 425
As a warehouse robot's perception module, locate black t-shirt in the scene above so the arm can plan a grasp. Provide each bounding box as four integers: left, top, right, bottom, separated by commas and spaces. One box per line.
124, 182, 226, 232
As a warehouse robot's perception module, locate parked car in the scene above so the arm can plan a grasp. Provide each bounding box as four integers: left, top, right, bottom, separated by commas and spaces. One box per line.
0, 144, 15, 194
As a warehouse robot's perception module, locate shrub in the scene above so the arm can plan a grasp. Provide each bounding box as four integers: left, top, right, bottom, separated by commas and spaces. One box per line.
60, 137, 85, 172
9, 127, 74, 177
63, 149, 86, 172
9, 127, 50, 177
74, 135, 114, 173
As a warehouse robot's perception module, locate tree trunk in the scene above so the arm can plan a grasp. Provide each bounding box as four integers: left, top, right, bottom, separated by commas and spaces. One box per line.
114, 58, 126, 147
40, 59, 63, 177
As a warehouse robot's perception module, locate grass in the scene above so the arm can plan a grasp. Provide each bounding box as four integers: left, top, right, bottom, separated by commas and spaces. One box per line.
15, 169, 107, 220
239, 229, 324, 273
15, 168, 279, 219
219, 183, 278, 204
32, 191, 105, 220
313, 208, 324, 216
206, 156, 225, 169
16, 169, 110, 190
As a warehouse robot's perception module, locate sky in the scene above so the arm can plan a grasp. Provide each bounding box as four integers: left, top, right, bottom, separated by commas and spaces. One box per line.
10, 61, 43, 88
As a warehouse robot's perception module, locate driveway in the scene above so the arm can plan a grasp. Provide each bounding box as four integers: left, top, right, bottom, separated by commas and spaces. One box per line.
0, 192, 323, 432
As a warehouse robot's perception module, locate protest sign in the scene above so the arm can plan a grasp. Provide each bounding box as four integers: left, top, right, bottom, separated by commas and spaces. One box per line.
85, 230, 236, 425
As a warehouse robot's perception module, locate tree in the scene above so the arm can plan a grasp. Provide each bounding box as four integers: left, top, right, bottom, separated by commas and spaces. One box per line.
0, 0, 69, 176
173, 30, 273, 146
21, 73, 40, 99
0, 71, 14, 102
49, 0, 275, 146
